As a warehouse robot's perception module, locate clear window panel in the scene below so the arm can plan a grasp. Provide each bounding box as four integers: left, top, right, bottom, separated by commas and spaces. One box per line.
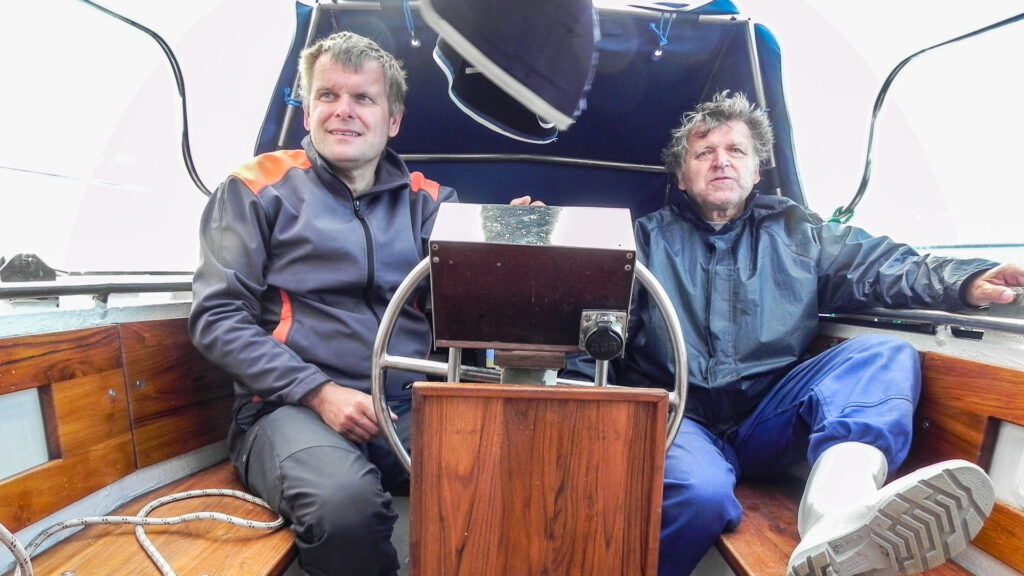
990, 421, 1024, 512
0, 388, 49, 480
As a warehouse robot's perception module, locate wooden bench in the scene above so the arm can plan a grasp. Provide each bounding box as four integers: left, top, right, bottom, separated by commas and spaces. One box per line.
0, 318, 296, 576
8, 319, 1022, 576
716, 349, 1024, 576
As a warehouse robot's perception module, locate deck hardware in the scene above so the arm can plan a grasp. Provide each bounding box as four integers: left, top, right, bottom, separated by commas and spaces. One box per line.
989, 287, 1024, 318
403, 0, 420, 48
580, 311, 627, 362
648, 13, 676, 61
950, 326, 984, 341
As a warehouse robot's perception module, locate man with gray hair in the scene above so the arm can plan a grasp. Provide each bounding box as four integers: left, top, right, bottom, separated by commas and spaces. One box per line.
570, 90, 1024, 575
191, 31, 537, 576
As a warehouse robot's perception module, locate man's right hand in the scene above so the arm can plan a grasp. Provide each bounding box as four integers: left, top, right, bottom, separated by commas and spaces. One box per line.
964, 263, 1024, 307
301, 382, 397, 444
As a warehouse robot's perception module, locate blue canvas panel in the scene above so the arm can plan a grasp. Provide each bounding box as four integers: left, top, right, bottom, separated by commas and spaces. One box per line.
255, 1, 804, 217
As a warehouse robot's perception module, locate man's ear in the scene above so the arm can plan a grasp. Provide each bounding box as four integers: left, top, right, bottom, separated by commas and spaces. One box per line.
302, 104, 311, 131
388, 109, 404, 138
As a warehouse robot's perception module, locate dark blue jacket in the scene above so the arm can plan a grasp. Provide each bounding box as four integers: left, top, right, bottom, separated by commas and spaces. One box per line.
573, 191, 997, 434
190, 136, 457, 431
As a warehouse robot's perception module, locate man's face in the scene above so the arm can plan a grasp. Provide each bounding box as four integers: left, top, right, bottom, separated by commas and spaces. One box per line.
676, 120, 761, 222
303, 57, 402, 179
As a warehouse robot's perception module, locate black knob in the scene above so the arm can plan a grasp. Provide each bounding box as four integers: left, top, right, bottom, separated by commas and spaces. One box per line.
584, 319, 624, 361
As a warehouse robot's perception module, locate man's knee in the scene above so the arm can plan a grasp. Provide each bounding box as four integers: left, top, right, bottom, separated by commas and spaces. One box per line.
659, 473, 741, 575
283, 446, 400, 575
824, 334, 921, 397
847, 334, 919, 366
285, 445, 397, 538
663, 472, 742, 530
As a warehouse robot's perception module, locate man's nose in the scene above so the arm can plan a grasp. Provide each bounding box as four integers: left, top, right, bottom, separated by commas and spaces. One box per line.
333, 95, 355, 117
713, 150, 730, 167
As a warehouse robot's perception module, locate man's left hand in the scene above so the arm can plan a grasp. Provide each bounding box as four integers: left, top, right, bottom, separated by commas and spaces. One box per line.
509, 195, 545, 206
965, 263, 1024, 306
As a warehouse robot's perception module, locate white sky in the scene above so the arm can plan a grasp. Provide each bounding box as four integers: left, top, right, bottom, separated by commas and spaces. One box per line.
745, 1, 1024, 255
0, 0, 1021, 271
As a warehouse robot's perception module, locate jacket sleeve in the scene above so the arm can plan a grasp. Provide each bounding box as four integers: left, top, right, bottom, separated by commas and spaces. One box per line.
421, 184, 459, 245
188, 178, 331, 405
815, 221, 999, 313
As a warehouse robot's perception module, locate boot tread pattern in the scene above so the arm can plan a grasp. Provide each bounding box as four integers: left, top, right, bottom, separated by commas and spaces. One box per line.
788, 464, 994, 576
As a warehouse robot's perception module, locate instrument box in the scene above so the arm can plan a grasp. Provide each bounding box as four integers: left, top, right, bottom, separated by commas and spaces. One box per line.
428, 203, 636, 351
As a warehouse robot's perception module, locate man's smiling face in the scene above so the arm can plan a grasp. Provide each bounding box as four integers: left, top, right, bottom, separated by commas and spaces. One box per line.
303, 56, 402, 185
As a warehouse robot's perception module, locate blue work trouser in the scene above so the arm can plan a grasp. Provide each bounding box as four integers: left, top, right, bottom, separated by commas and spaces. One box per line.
658, 334, 921, 576
230, 400, 411, 576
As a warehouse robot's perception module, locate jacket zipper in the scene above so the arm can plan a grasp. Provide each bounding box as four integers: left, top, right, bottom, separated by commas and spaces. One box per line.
352, 198, 382, 325
704, 241, 718, 423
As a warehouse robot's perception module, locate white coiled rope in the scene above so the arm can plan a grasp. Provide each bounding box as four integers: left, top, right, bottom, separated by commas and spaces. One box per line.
2, 488, 284, 576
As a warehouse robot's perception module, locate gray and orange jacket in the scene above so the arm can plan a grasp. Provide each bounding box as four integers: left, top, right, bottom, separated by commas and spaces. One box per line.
189, 136, 457, 433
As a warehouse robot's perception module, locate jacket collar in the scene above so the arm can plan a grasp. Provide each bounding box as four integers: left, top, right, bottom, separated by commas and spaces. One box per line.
301, 136, 411, 198
675, 187, 804, 232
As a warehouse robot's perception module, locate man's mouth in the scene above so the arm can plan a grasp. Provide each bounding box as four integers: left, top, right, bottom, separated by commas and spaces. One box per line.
329, 129, 360, 137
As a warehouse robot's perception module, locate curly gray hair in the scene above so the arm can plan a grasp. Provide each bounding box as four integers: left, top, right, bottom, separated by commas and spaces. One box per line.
661, 91, 774, 175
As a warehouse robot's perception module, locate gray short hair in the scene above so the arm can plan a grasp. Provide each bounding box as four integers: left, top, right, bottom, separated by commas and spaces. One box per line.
297, 31, 408, 116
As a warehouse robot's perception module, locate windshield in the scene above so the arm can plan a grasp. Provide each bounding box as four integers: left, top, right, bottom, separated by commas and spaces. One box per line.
0, 0, 292, 274
1, 1, 1021, 276
743, 2, 1024, 263
846, 18, 1024, 264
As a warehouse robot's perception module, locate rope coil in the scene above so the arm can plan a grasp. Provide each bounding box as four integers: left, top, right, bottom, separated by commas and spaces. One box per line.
3, 488, 284, 576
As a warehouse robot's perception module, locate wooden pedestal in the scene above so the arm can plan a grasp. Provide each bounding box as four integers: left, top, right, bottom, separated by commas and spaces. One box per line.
411, 382, 667, 576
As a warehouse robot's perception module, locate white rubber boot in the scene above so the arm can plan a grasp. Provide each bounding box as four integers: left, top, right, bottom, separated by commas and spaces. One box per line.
787, 442, 995, 576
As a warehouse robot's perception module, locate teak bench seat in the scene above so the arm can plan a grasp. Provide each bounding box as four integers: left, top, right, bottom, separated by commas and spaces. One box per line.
4, 321, 1023, 576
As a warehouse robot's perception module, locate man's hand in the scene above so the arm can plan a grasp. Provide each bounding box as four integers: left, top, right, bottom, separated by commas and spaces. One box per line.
301, 382, 396, 444
965, 263, 1024, 307
509, 195, 545, 206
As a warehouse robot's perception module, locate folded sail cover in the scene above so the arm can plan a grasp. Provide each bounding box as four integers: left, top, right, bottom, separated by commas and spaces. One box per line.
420, 0, 599, 141
433, 39, 559, 144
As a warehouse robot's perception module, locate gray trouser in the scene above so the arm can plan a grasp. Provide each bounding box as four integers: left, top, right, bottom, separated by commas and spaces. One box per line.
231, 401, 412, 576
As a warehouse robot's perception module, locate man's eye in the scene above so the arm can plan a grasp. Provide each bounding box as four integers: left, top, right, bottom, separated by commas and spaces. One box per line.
318, 92, 337, 102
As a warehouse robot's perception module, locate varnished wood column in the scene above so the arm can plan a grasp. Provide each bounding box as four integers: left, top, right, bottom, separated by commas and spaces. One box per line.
411, 382, 667, 576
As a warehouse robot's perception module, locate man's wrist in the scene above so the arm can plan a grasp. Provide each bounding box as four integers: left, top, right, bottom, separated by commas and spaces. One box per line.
300, 381, 332, 410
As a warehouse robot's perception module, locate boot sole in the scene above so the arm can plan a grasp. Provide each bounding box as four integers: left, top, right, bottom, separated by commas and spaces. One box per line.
787, 460, 995, 576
